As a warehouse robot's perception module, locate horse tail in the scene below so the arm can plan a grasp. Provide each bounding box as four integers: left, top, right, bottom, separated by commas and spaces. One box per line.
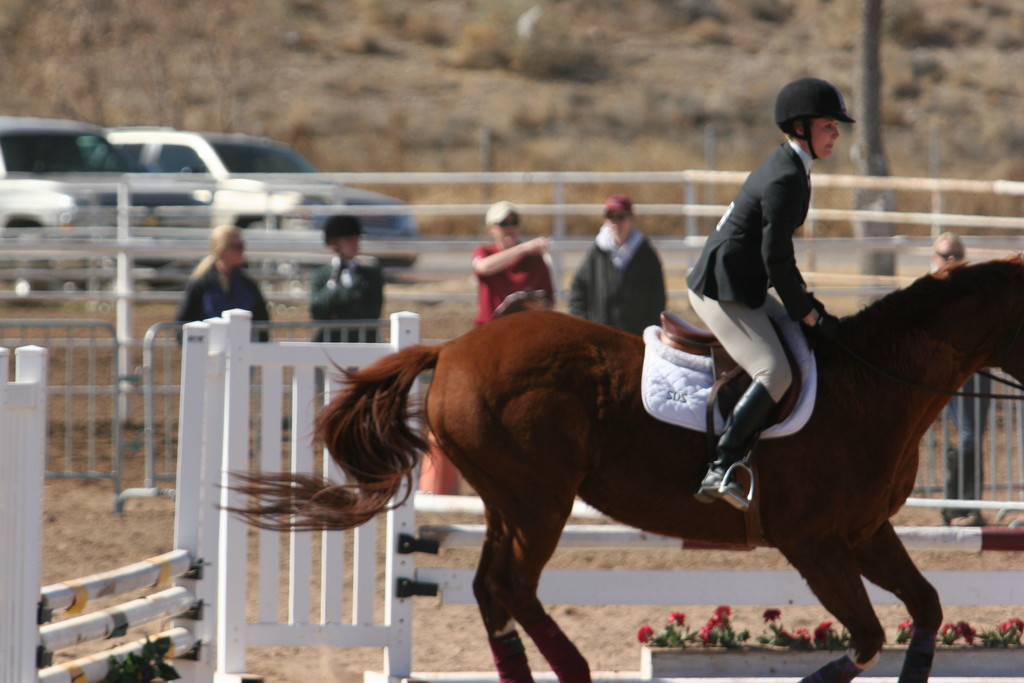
229, 344, 439, 532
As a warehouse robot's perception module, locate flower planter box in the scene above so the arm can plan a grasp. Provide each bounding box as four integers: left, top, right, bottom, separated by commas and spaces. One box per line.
641, 645, 1024, 678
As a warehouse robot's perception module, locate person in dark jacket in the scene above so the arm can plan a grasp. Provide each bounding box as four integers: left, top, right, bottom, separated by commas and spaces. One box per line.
569, 194, 666, 336
176, 224, 270, 341
686, 77, 853, 508
309, 215, 384, 342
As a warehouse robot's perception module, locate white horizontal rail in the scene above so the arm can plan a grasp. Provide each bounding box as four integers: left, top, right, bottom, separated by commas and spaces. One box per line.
38, 585, 195, 653
416, 568, 1024, 608
37, 627, 195, 683
40, 549, 192, 618
418, 524, 1023, 554
321, 170, 1024, 195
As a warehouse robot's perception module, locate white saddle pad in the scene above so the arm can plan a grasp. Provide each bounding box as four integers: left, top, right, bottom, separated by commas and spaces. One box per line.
640, 319, 816, 438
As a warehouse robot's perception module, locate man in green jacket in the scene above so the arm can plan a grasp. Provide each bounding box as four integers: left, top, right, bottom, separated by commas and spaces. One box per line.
569, 194, 666, 336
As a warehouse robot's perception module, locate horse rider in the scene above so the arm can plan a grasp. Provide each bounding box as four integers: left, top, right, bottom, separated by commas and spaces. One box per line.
686, 77, 852, 505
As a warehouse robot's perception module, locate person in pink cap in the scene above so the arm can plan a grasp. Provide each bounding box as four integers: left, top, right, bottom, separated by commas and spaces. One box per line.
569, 194, 665, 336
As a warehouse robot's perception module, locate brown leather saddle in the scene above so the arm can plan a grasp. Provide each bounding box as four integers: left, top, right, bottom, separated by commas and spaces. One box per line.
658, 311, 803, 440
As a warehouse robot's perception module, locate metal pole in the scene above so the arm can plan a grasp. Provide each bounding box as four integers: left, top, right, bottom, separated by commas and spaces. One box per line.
116, 183, 133, 434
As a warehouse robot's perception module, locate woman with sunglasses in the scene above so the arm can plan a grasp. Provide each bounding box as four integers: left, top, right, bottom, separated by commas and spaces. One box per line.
686, 77, 852, 506
472, 200, 554, 326
176, 223, 271, 340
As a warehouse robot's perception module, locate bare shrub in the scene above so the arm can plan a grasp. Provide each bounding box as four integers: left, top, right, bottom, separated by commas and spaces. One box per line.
401, 7, 450, 46
747, 0, 792, 24
684, 16, 733, 46
510, 19, 604, 82
448, 23, 511, 69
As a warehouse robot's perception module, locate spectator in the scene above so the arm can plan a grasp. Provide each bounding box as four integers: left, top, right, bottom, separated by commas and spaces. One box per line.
176, 224, 270, 340
931, 232, 990, 526
309, 215, 384, 342
472, 200, 554, 326
569, 194, 666, 335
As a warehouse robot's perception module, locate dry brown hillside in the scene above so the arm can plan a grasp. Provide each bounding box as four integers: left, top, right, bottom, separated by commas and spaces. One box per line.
2, 0, 1023, 230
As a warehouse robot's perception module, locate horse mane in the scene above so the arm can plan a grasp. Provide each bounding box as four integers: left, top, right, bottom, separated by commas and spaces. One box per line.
844, 253, 1024, 343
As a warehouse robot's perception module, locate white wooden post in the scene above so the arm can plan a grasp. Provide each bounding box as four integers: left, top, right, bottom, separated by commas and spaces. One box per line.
216, 310, 256, 682
383, 312, 421, 678
0, 346, 48, 683
172, 321, 217, 683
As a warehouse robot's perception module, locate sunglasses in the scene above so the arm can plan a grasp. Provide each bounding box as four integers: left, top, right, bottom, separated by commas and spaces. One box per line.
498, 217, 520, 228
606, 213, 630, 221
935, 251, 962, 260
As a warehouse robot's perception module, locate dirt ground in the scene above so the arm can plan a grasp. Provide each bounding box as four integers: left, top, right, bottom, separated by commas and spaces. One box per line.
38, 297, 1024, 682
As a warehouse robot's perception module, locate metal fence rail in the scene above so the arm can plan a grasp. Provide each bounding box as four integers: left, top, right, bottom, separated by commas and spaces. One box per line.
0, 320, 124, 494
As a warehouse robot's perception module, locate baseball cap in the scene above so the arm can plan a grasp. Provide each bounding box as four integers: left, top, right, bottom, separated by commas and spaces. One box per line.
604, 194, 633, 215
485, 200, 518, 226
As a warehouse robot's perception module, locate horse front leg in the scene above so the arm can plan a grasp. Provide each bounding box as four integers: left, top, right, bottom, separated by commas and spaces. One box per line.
778, 536, 887, 682
853, 521, 942, 683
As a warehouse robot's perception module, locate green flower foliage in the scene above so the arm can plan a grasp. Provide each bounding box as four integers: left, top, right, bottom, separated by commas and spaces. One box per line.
101, 637, 180, 683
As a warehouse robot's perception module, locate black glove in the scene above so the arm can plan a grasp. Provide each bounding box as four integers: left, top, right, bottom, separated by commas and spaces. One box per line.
808, 294, 827, 316
815, 312, 841, 341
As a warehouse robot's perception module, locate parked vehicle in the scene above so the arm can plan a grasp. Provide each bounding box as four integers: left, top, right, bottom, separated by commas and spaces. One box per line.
108, 127, 419, 237
0, 116, 213, 235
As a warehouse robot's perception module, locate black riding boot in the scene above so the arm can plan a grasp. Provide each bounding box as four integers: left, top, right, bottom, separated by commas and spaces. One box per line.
694, 381, 778, 508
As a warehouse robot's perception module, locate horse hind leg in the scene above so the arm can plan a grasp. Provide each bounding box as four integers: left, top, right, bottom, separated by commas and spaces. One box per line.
475, 521, 536, 683
853, 522, 941, 683
475, 507, 591, 683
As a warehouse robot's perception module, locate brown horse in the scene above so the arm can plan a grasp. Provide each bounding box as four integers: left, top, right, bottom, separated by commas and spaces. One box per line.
233, 256, 1024, 683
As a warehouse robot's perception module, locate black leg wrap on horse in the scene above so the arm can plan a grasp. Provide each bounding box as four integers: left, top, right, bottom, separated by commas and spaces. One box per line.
798, 654, 863, 683
898, 628, 936, 683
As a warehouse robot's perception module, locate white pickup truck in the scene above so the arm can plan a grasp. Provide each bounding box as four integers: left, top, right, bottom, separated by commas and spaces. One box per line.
107, 127, 419, 237
0, 116, 214, 235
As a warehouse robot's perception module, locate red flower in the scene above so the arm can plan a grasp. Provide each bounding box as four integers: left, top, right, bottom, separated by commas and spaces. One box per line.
714, 605, 732, 622
956, 621, 976, 645
637, 624, 654, 644
699, 623, 714, 645
814, 621, 833, 643
794, 628, 811, 642
897, 619, 914, 631
1007, 618, 1024, 632
763, 609, 782, 623
668, 612, 686, 627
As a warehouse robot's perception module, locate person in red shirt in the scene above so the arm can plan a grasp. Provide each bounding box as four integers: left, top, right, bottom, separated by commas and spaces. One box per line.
472, 200, 555, 326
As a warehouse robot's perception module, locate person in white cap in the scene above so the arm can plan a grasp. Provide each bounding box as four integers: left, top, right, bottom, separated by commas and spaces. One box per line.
472, 200, 554, 326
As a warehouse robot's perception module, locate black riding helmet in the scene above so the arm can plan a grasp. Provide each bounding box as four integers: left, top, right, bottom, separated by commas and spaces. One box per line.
775, 77, 854, 159
323, 214, 362, 244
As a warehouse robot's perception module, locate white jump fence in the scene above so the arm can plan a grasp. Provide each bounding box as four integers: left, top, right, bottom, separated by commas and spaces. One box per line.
0, 338, 218, 683
5, 311, 1024, 682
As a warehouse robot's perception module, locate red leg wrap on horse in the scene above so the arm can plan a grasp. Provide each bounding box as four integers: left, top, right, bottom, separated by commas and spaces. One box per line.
489, 631, 535, 683
799, 654, 863, 683
525, 615, 592, 683
898, 627, 936, 683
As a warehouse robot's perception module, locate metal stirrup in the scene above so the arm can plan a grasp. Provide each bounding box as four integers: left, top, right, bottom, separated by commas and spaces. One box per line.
719, 461, 754, 511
